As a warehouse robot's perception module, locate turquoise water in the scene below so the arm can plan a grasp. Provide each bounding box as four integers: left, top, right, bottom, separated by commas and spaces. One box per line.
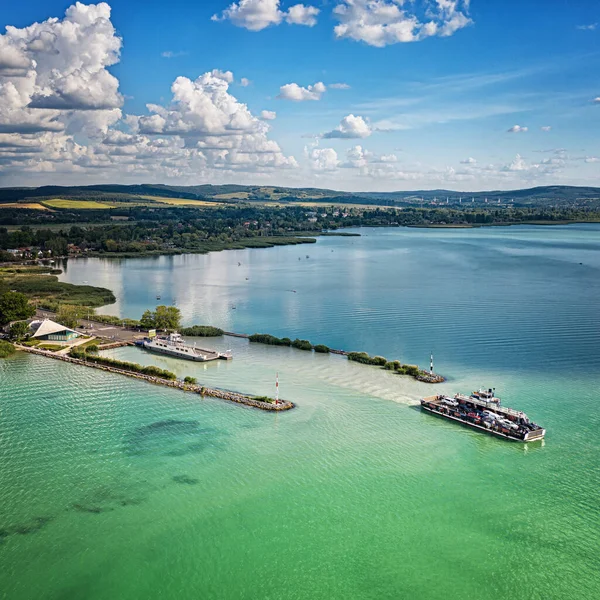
2, 225, 600, 599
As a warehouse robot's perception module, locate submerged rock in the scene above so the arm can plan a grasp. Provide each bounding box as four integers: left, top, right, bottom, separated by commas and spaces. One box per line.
122, 419, 226, 457
172, 475, 200, 485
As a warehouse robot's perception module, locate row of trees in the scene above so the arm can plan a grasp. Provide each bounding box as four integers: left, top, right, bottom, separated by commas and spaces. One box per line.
248, 333, 330, 353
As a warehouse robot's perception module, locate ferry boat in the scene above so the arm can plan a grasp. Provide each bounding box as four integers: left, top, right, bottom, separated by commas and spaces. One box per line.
420, 388, 545, 442
139, 332, 232, 362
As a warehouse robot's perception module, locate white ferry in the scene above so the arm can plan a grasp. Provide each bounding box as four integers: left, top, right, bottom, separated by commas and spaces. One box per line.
140, 332, 232, 362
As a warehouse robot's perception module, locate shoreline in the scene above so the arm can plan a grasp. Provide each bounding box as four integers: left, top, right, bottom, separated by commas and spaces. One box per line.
17, 345, 294, 412
3, 221, 597, 266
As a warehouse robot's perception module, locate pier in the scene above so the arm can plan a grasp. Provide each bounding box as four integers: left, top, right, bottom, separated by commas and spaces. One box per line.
17, 346, 294, 412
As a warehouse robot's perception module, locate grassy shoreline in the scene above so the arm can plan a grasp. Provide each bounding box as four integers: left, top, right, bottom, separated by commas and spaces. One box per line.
80, 236, 317, 259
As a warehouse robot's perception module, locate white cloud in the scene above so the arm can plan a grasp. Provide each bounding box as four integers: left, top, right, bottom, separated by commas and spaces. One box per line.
344, 145, 370, 168
0, 2, 297, 184
337, 145, 400, 179
0, 1, 122, 138
577, 23, 597, 31
541, 126, 552, 132
260, 110, 277, 120
212, 0, 319, 31
277, 81, 326, 101
507, 125, 528, 133
161, 50, 187, 58
594, 97, 600, 104
125, 71, 297, 173
461, 157, 477, 164
286, 4, 320, 26
329, 83, 351, 89
308, 147, 340, 171
323, 114, 372, 139
210, 69, 235, 83
332, 0, 472, 47
501, 153, 564, 176
240, 77, 251, 87
584, 157, 599, 163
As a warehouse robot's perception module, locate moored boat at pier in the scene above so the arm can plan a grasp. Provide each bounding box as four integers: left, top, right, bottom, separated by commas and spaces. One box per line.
139, 332, 232, 362
420, 389, 545, 442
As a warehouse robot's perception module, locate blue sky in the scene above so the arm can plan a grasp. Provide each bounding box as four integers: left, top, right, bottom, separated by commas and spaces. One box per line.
0, 0, 599, 191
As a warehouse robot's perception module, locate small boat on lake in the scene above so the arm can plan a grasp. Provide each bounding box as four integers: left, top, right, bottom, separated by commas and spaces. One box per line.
141, 332, 232, 362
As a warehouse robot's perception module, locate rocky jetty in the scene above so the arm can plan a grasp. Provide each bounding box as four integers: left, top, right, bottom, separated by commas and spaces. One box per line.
17, 346, 294, 411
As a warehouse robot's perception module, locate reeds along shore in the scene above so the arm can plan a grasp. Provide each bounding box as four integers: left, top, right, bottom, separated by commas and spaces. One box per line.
17, 346, 294, 411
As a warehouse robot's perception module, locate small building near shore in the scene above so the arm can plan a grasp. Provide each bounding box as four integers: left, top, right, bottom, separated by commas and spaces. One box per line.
29, 319, 81, 342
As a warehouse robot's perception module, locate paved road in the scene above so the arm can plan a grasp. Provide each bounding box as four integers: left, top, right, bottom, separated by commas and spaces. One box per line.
35, 309, 146, 343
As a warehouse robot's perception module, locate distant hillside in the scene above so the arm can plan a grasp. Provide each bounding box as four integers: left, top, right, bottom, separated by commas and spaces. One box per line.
0, 183, 598, 208
356, 186, 600, 206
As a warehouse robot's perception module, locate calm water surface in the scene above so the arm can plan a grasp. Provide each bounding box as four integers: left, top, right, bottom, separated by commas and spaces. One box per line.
1, 225, 599, 599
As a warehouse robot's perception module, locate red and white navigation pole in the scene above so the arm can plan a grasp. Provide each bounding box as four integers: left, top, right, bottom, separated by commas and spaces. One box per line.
275, 372, 279, 405
430, 353, 434, 376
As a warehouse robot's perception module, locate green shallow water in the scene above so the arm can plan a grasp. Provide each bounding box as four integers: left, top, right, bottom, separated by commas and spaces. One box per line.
2, 225, 600, 599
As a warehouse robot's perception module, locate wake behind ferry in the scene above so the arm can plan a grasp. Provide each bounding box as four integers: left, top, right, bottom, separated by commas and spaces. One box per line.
421, 388, 545, 442
137, 332, 232, 362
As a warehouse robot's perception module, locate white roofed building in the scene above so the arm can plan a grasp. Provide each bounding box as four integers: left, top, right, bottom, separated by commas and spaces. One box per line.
29, 319, 81, 342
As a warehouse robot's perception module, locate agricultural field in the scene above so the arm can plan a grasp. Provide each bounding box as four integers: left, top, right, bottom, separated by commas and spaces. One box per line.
212, 192, 250, 200
42, 199, 117, 209
0, 202, 50, 210
140, 195, 222, 206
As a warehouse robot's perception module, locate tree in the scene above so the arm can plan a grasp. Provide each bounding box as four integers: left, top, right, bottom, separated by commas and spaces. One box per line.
0, 291, 36, 326
9, 320, 30, 341
45, 237, 68, 256
140, 309, 156, 330
139, 305, 181, 331
56, 305, 88, 329
154, 305, 181, 330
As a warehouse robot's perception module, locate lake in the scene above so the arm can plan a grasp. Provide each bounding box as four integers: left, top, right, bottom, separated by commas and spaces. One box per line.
1, 224, 599, 599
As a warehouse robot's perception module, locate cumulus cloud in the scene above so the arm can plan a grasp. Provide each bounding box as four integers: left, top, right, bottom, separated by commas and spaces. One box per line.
541, 126, 552, 132
332, 0, 472, 47
501, 153, 565, 177
329, 83, 351, 89
460, 157, 477, 164
0, 2, 122, 138
308, 147, 340, 171
507, 125, 528, 133
286, 4, 320, 26
584, 157, 600, 163
277, 81, 326, 101
212, 0, 319, 31
577, 23, 597, 31
210, 69, 235, 83
240, 77, 251, 87
323, 114, 372, 139
125, 71, 297, 172
0, 5, 297, 183
260, 110, 277, 120
594, 97, 600, 103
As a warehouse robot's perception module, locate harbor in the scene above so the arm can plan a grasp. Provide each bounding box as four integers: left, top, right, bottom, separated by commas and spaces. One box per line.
17, 345, 294, 411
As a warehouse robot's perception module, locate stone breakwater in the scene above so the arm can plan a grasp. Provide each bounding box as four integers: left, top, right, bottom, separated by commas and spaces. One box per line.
415, 373, 445, 384
17, 346, 294, 412
223, 333, 444, 382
